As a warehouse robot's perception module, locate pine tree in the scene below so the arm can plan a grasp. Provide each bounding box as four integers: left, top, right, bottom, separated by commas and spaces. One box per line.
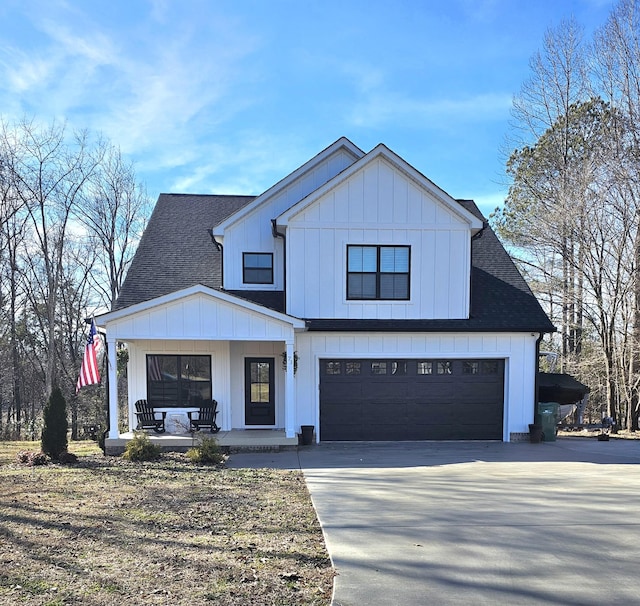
41, 387, 68, 459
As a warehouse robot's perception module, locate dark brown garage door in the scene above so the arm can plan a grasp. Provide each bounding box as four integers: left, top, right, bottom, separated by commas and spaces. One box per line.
319, 358, 504, 441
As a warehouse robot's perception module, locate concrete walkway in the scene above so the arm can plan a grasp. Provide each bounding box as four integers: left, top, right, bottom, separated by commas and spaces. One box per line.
227, 439, 640, 605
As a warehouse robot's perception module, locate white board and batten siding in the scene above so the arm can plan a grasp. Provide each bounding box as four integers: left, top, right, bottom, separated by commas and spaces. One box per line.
293, 331, 540, 441
105, 292, 295, 342
287, 157, 472, 320
126, 339, 232, 431
222, 148, 358, 292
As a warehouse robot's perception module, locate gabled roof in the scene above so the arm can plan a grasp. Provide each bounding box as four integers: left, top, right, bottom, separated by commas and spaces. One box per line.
103, 284, 304, 329
113, 143, 554, 335
114, 194, 254, 311
306, 201, 554, 333
276, 143, 483, 232
211, 137, 364, 237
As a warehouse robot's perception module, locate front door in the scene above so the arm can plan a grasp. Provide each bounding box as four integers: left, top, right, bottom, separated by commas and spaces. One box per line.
244, 358, 275, 425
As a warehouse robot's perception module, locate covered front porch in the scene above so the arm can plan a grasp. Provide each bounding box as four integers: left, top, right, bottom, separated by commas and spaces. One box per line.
97, 286, 307, 452
104, 429, 300, 455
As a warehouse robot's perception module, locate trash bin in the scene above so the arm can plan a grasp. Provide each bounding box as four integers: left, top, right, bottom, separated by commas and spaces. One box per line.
536, 402, 559, 442
301, 425, 315, 445
528, 423, 543, 443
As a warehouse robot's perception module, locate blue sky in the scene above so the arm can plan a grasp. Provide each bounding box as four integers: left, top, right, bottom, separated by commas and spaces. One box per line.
0, 0, 613, 216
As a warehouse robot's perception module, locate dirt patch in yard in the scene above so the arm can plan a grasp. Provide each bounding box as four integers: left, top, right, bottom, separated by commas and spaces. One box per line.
0, 443, 333, 605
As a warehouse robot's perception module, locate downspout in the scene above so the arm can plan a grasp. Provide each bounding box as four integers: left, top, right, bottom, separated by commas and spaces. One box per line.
271, 219, 286, 314
534, 333, 543, 420
209, 230, 224, 289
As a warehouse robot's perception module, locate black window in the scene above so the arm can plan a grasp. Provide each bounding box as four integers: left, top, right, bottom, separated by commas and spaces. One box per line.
463, 361, 480, 375
391, 361, 407, 375
346, 362, 361, 375
147, 355, 211, 407
437, 361, 452, 375
371, 361, 387, 375
482, 361, 499, 374
243, 253, 273, 284
347, 245, 410, 300
325, 361, 342, 375
417, 361, 433, 375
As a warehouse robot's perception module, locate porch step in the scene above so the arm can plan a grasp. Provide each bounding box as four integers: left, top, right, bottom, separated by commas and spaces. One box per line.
105, 429, 300, 456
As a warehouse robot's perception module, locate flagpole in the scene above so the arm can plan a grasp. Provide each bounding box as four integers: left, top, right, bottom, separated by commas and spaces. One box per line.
103, 336, 110, 446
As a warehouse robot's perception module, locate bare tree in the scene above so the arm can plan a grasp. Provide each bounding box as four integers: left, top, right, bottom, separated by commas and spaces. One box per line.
506, 18, 590, 365
593, 0, 640, 429
2, 119, 99, 395
77, 141, 150, 310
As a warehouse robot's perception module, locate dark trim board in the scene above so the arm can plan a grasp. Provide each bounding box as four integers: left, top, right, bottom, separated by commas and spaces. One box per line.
319, 358, 505, 441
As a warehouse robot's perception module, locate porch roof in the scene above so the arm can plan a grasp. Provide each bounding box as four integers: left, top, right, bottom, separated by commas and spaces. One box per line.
97, 284, 305, 341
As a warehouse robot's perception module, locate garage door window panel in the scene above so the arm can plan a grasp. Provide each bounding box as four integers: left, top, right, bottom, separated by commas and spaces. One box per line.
417, 361, 433, 375
437, 361, 452, 375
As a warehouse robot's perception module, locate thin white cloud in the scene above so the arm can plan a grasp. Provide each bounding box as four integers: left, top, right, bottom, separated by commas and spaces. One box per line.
168, 132, 307, 195
349, 91, 513, 128
0, 1, 265, 196
0, 46, 55, 93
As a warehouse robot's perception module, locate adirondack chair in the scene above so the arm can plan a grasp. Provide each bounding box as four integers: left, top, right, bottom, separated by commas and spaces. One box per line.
188, 400, 220, 433
134, 399, 166, 433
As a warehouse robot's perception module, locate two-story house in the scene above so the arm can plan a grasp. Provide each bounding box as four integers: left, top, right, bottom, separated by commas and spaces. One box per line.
98, 137, 554, 452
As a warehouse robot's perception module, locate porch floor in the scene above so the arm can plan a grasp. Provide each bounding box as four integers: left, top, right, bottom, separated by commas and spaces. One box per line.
105, 429, 299, 455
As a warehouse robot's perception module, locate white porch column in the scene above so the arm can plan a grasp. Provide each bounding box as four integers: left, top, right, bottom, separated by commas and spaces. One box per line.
285, 339, 296, 438
107, 337, 119, 438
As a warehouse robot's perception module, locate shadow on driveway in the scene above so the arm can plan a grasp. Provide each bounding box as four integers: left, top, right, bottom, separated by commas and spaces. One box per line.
229, 439, 640, 606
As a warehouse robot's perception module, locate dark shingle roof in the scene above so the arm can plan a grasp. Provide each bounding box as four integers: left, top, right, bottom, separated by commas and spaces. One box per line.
225, 290, 286, 313
116, 195, 554, 334
114, 194, 254, 310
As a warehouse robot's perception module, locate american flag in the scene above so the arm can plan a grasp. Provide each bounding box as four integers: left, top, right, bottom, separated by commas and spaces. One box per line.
76, 318, 102, 392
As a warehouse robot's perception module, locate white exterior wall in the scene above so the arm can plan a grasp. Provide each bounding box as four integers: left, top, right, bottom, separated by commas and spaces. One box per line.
292, 331, 540, 441
105, 292, 296, 342
126, 339, 289, 432
127, 339, 232, 432
223, 149, 358, 291
229, 341, 288, 429
101, 288, 302, 435
287, 158, 472, 319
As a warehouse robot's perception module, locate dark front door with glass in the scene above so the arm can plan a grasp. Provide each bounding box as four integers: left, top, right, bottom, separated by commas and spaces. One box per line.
244, 358, 275, 425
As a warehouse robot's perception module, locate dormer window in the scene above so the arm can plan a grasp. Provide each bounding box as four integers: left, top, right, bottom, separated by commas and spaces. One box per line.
347, 245, 410, 300
243, 253, 273, 284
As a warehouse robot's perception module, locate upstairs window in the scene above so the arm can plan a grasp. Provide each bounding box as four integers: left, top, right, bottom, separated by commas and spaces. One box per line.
347, 245, 410, 300
243, 253, 273, 284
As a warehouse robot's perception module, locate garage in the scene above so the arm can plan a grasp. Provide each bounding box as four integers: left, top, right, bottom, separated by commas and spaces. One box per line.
319, 358, 505, 441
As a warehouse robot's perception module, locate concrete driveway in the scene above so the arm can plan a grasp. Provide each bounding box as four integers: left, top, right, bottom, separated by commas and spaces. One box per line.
228, 439, 640, 605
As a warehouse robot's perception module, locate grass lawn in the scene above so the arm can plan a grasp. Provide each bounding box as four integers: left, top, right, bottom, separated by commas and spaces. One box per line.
0, 441, 333, 605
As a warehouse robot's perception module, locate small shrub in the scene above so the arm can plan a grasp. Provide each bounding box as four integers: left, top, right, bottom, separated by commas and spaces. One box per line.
41, 387, 68, 459
186, 436, 223, 465
57, 451, 79, 465
122, 432, 161, 461
16, 450, 49, 466
97, 428, 106, 454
